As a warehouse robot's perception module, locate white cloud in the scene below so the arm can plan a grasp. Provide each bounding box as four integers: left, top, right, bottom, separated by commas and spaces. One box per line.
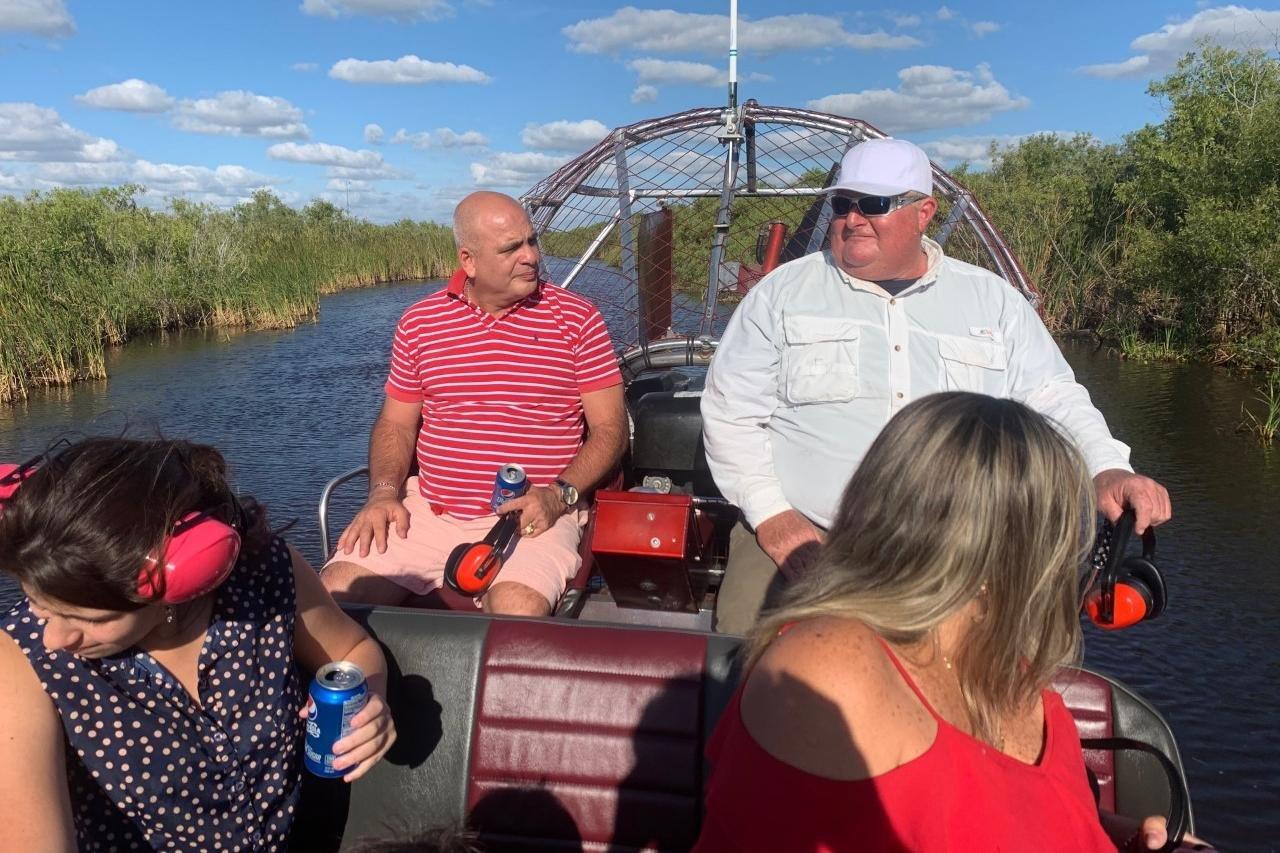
389, 127, 488, 148
470, 151, 570, 187
267, 141, 383, 169
626, 58, 770, 87
1080, 6, 1280, 78
291, 62, 319, 72
267, 141, 409, 180
327, 164, 408, 180
0, 0, 74, 36
921, 131, 1080, 169
329, 55, 490, 84
893, 14, 921, 28
563, 8, 920, 56
936, 6, 955, 21
627, 58, 723, 86
300, 0, 453, 22
326, 178, 374, 191
75, 79, 175, 113
520, 119, 608, 152
174, 91, 309, 139
364, 123, 384, 144
808, 64, 1029, 133
631, 84, 659, 104
1080, 56, 1152, 79
971, 21, 1001, 37
0, 102, 125, 163
36, 160, 275, 192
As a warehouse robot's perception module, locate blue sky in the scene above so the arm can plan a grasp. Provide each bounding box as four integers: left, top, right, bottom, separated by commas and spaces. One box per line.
1, 0, 1278, 223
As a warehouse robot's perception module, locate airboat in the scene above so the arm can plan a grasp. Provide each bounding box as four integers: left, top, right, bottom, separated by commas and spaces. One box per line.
306, 11, 1198, 850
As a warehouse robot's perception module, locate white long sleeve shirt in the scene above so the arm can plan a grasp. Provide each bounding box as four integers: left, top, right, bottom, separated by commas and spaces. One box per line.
700, 238, 1132, 529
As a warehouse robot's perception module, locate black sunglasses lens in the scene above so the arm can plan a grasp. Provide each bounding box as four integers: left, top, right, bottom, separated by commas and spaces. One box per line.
858, 195, 892, 216
830, 196, 853, 217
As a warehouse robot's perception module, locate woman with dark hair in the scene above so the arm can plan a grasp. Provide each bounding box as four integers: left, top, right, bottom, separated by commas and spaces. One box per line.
693, 392, 1208, 852
0, 437, 396, 852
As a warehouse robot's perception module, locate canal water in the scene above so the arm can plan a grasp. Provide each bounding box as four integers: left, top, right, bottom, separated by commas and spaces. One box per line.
0, 272, 1276, 849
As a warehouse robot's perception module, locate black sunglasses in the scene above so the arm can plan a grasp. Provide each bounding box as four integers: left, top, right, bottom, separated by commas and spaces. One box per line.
829, 192, 922, 218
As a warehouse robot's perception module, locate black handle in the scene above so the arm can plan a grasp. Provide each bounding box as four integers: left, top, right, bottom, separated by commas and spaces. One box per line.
1080, 736, 1189, 852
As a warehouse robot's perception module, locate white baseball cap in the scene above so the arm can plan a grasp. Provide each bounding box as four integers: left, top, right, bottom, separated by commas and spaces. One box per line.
827, 138, 933, 196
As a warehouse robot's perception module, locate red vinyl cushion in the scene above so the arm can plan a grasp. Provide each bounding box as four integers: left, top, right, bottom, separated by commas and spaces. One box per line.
1053, 669, 1115, 812
469, 620, 709, 851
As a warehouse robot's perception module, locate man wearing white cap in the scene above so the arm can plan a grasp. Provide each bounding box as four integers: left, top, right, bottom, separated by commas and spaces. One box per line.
700, 137, 1171, 635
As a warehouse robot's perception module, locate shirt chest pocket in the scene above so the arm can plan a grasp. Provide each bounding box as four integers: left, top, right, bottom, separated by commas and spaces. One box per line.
937, 334, 1009, 393
780, 316, 860, 405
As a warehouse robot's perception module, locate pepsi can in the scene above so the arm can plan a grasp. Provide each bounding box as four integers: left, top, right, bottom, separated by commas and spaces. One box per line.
304, 661, 368, 779
490, 462, 528, 511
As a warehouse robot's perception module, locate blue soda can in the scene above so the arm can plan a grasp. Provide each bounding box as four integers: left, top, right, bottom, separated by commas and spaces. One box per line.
490, 462, 529, 511
304, 661, 369, 779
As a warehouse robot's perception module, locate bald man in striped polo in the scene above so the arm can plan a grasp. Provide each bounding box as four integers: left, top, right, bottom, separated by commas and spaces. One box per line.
322, 191, 628, 616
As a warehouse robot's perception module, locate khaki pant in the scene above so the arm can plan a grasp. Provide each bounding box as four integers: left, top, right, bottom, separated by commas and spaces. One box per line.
712, 522, 790, 636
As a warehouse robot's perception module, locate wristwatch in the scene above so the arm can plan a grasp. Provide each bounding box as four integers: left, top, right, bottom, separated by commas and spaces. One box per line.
554, 478, 579, 510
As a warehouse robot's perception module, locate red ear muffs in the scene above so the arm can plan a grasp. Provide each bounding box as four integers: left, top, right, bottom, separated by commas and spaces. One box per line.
1084, 510, 1167, 630
137, 512, 242, 604
0, 460, 39, 506
443, 514, 522, 597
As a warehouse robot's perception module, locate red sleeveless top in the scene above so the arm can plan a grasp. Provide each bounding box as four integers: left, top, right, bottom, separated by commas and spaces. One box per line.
694, 639, 1114, 852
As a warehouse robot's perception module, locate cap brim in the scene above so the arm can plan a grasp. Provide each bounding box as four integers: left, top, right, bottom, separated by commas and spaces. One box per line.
823, 180, 918, 196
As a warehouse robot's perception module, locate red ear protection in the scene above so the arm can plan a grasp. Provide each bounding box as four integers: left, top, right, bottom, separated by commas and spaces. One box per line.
0, 460, 39, 505
443, 514, 521, 597
3, 459, 241, 605
1083, 510, 1167, 630
137, 512, 242, 604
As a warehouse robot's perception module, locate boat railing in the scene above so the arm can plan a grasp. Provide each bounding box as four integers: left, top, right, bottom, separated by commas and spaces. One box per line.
317, 465, 369, 559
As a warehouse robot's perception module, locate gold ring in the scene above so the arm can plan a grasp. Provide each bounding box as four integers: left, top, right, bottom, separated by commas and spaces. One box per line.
522, 523, 536, 536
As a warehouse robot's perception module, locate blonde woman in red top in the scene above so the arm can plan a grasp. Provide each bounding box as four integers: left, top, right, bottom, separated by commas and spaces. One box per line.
695, 392, 1210, 852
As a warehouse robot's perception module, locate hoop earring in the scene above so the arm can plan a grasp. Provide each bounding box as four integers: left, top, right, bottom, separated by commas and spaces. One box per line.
973, 583, 990, 623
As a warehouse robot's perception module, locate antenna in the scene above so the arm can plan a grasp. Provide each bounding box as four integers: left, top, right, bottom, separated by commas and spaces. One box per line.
727, 0, 738, 109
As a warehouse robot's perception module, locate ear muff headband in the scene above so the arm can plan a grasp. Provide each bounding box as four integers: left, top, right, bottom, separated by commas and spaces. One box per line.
443, 514, 522, 597
3, 459, 242, 605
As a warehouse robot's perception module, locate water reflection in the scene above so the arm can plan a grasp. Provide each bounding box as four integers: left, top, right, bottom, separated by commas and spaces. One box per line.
0, 283, 1275, 848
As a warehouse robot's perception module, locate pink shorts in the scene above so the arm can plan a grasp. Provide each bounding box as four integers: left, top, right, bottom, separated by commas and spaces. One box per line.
326, 477, 586, 607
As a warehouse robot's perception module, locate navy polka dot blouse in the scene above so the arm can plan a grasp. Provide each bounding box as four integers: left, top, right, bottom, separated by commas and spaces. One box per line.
3, 536, 304, 851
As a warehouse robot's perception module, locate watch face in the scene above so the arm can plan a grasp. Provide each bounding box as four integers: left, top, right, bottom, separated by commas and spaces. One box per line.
559, 481, 578, 506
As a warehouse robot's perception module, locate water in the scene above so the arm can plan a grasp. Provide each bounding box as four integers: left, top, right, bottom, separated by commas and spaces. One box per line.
1, 276, 1276, 849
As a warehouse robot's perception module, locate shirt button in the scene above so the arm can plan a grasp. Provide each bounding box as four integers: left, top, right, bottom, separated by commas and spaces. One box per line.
894, 345, 902, 352
896, 392, 904, 399
889, 298, 897, 305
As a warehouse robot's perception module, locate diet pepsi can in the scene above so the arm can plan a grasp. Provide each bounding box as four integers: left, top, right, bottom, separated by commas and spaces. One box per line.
304, 661, 368, 779
490, 462, 529, 511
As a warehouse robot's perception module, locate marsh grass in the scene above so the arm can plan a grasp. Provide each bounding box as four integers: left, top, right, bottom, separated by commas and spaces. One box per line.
1239, 371, 1280, 446
0, 188, 455, 403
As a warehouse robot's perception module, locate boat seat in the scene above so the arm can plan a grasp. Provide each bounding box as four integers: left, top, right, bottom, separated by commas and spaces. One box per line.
1052, 668, 1192, 829
292, 609, 741, 851
291, 610, 1192, 851
629, 390, 721, 498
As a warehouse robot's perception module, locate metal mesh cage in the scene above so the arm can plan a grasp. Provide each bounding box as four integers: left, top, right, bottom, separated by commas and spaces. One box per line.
523, 102, 1036, 353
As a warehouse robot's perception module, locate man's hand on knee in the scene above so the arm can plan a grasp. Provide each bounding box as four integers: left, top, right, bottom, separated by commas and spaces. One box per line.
337, 495, 411, 558
755, 510, 825, 581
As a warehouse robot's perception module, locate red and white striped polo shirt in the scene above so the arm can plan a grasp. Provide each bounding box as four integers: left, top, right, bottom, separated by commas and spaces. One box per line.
385, 269, 622, 519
